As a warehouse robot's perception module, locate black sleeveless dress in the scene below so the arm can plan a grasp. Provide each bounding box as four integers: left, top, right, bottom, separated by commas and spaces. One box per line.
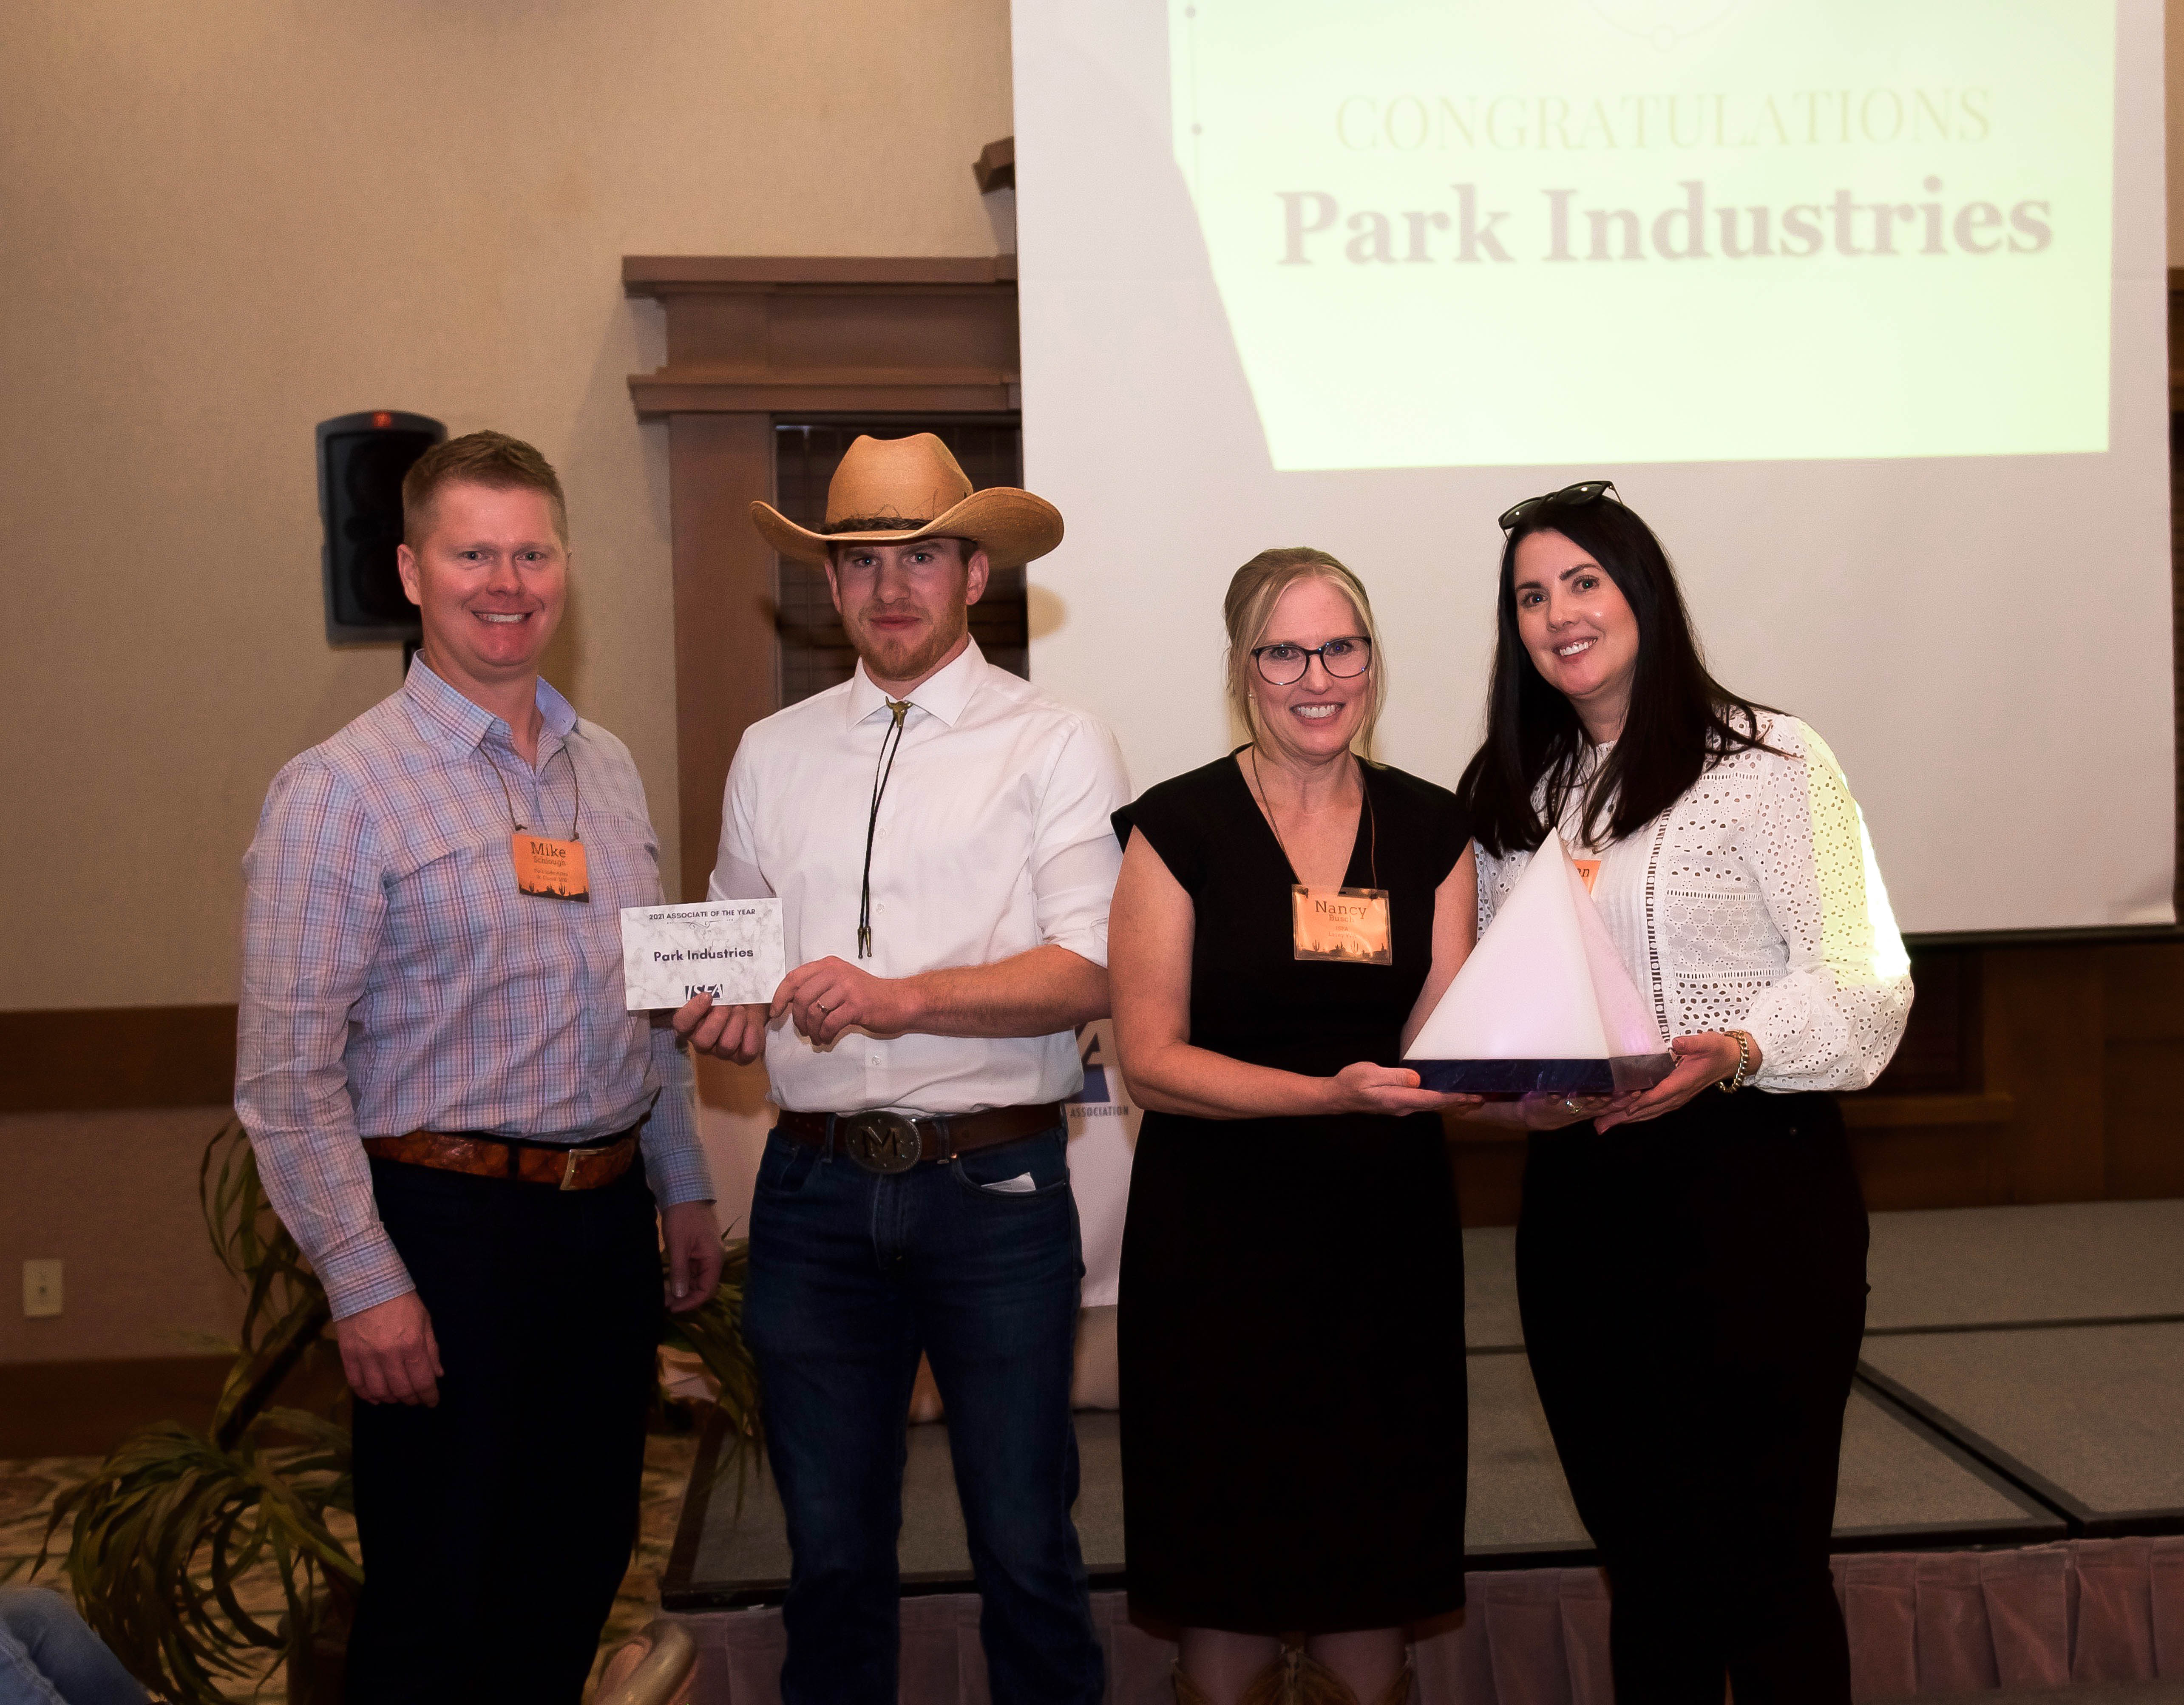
1114, 754, 1470, 1634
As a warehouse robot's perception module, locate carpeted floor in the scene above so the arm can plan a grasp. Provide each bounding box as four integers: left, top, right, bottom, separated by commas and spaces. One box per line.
588, 1430, 703, 1697
0, 1455, 102, 1593
0, 1431, 701, 1703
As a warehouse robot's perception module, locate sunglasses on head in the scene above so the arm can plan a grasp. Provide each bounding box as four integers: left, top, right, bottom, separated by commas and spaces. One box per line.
1498, 479, 1620, 533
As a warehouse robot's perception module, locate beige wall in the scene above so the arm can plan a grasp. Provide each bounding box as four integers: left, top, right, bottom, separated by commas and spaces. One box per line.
2172, 0, 2184, 260
0, 0, 1013, 1010
0, 0, 1008, 1361
0, 1108, 239, 1362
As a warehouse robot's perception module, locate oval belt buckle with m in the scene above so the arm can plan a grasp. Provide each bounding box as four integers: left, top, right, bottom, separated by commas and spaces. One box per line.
840, 1110, 922, 1175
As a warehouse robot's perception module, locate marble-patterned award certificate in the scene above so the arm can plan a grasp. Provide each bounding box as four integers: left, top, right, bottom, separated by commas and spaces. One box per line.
619, 899, 786, 1011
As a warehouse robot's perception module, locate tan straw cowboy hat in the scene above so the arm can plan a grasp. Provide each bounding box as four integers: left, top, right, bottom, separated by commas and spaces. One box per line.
750, 432, 1064, 571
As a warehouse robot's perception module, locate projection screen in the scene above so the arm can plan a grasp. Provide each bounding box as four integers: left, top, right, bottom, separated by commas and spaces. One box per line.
1014, 0, 2173, 935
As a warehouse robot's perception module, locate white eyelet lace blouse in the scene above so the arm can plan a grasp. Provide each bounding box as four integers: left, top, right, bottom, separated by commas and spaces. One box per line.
1474, 713, 1913, 1093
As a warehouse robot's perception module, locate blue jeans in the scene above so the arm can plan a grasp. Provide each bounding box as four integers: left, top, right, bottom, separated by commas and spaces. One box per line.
743, 1121, 1101, 1705
0, 1590, 148, 1705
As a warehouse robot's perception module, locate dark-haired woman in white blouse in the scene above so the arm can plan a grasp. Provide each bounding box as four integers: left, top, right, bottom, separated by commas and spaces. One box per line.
1456, 481, 1912, 1705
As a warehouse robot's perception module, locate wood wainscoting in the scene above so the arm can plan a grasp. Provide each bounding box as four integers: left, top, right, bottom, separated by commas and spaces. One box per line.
0, 1356, 233, 1458
0, 1005, 237, 1112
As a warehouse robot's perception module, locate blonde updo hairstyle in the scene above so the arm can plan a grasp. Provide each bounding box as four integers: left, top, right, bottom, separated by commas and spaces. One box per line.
1222, 547, 1388, 756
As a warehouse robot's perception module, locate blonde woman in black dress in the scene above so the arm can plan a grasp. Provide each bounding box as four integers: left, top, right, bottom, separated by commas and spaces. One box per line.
1108, 549, 1480, 1705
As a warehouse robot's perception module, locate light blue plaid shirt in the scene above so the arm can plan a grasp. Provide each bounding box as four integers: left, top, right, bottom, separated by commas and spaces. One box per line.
236, 659, 713, 1320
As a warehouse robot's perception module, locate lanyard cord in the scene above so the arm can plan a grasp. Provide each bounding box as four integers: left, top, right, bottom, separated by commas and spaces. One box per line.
1551, 741, 1614, 853
1248, 746, 1376, 890
490, 741, 582, 841
857, 700, 912, 959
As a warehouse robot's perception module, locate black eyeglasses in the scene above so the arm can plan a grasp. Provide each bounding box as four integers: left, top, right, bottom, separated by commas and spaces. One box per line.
1250, 636, 1373, 686
1498, 479, 1620, 532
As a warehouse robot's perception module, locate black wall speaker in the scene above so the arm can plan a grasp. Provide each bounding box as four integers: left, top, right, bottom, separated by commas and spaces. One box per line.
317, 410, 445, 644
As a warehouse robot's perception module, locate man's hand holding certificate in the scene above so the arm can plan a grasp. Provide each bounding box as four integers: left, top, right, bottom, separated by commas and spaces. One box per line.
621, 899, 786, 1012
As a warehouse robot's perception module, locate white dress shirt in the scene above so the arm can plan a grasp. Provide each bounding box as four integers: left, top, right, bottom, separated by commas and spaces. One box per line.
1476, 713, 1912, 1092
710, 640, 1131, 1115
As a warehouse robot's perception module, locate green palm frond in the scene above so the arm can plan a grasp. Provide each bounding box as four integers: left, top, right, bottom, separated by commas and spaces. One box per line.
662, 1240, 762, 1493
40, 1413, 356, 1705
201, 1121, 323, 1353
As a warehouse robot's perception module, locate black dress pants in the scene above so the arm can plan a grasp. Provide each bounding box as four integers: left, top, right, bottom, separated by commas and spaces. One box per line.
344, 1155, 663, 1705
1517, 1091, 1868, 1705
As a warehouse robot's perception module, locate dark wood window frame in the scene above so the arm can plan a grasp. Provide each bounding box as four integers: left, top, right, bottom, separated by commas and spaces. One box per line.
622, 255, 1021, 901
771, 417, 1029, 705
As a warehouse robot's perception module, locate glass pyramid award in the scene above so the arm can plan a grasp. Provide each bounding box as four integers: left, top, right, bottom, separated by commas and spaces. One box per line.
1405, 831, 1677, 1098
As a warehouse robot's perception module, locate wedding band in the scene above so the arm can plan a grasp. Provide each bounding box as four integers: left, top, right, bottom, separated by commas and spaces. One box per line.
1563, 1097, 1580, 1113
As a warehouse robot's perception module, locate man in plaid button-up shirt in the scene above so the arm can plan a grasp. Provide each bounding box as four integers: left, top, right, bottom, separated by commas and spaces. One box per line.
236, 432, 716, 1704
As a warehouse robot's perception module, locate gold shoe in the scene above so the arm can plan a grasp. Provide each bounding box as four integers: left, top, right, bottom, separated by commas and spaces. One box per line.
1282, 1650, 1355, 1705
1281, 1650, 1416, 1705
1241, 1650, 1305, 1705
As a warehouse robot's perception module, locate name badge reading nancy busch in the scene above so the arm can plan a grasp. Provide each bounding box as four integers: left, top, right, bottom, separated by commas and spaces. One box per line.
510, 833, 590, 902
1291, 885, 1393, 965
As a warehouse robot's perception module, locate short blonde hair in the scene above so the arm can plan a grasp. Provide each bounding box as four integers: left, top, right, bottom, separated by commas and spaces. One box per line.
402, 430, 568, 545
1222, 547, 1387, 754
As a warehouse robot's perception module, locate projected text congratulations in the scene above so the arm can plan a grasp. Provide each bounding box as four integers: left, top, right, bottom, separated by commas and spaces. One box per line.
1170, 4, 2114, 470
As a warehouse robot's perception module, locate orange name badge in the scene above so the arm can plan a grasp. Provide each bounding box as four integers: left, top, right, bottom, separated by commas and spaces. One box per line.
1291, 885, 1393, 965
510, 832, 590, 902
1571, 857, 1602, 896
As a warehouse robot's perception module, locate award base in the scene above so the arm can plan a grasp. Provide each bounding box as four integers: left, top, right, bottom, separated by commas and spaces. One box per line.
1407, 1054, 1678, 1099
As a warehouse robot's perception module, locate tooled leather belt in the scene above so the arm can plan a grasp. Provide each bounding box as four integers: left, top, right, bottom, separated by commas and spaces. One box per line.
778, 1102, 1064, 1175
361, 1129, 640, 1191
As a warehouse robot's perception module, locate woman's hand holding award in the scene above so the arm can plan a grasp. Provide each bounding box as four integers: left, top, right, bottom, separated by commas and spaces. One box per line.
1404, 833, 1674, 1098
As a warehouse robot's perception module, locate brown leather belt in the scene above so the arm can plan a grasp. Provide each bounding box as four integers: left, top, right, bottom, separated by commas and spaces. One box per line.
361, 1129, 640, 1191
780, 1102, 1064, 1175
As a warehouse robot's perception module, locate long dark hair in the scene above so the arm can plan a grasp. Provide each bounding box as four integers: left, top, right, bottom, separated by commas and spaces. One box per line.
1455, 493, 1775, 856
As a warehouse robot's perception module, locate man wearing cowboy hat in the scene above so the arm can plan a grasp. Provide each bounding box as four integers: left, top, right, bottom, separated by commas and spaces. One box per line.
675, 434, 1125, 1705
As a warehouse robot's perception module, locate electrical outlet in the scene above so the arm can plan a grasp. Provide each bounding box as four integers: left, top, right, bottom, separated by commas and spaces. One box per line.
23, 1259, 62, 1318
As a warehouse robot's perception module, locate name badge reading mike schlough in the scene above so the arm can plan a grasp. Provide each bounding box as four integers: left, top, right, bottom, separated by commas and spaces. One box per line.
492, 745, 589, 901
511, 832, 591, 902
1291, 885, 1393, 965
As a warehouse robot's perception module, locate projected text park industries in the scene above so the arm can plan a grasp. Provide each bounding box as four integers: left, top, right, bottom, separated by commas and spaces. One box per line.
1167, 1, 2113, 466
1277, 181, 2052, 267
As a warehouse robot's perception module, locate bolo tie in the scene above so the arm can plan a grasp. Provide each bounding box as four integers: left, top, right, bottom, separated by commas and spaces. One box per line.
857, 699, 912, 957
